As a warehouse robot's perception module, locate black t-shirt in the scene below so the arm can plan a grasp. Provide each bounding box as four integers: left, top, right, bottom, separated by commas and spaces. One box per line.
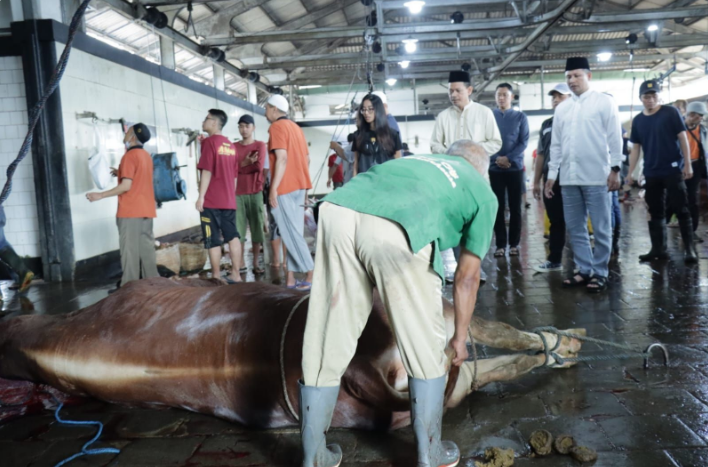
537, 117, 554, 177
352, 128, 402, 173
630, 106, 687, 178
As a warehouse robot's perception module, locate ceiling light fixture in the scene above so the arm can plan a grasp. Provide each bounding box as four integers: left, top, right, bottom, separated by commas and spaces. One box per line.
624, 68, 650, 72
625, 33, 638, 45
299, 85, 322, 89
647, 24, 659, 32
402, 38, 418, 53
386, 78, 398, 86
404, 1, 425, 14
450, 11, 464, 24
597, 52, 613, 62
399, 60, 410, 68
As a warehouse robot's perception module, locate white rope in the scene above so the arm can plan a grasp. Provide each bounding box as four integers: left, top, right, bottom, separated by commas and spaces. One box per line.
280, 293, 310, 422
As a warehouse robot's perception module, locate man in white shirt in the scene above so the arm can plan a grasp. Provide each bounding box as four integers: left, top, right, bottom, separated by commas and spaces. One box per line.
544, 57, 622, 294
432, 71, 502, 284
430, 71, 502, 157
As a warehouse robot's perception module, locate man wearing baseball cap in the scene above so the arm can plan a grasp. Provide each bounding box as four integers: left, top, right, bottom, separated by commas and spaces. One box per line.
682, 101, 707, 241
265, 94, 314, 290
235, 114, 268, 275
533, 83, 571, 272
87, 123, 159, 291
626, 80, 696, 263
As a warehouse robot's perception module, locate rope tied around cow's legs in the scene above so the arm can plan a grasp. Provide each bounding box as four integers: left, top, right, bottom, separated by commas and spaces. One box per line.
280, 293, 310, 422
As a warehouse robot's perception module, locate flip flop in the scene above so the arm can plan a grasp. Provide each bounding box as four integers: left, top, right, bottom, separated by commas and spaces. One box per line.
494, 248, 505, 257
225, 277, 241, 285
295, 280, 312, 291
509, 247, 520, 256
253, 267, 265, 275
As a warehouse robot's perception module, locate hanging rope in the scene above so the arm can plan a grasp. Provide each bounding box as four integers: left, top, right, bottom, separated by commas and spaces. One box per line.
0, 0, 92, 206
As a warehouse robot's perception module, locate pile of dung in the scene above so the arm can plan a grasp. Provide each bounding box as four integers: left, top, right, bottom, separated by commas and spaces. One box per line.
526, 429, 598, 464
554, 434, 575, 455
474, 447, 515, 467
529, 430, 553, 456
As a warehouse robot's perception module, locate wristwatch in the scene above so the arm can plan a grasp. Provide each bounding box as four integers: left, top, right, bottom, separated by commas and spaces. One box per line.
611, 166, 621, 173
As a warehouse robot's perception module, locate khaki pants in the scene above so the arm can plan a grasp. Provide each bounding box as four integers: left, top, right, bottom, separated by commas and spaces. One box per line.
302, 203, 446, 387
117, 217, 159, 286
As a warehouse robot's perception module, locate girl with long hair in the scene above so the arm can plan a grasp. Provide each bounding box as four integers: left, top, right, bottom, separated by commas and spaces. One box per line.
352, 94, 402, 175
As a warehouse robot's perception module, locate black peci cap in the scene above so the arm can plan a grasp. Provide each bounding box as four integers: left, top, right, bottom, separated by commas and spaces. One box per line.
449, 71, 471, 83
565, 57, 590, 72
132, 123, 151, 144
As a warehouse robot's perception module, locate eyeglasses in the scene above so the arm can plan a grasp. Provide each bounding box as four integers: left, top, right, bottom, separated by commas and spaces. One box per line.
360, 107, 375, 114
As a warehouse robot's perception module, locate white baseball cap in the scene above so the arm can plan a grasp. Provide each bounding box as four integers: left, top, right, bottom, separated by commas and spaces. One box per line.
548, 83, 571, 95
267, 94, 289, 113
372, 91, 388, 104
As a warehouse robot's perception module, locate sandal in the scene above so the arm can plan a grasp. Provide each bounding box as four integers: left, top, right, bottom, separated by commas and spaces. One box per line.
586, 276, 608, 294
562, 273, 589, 288
509, 247, 519, 256
253, 266, 265, 275
295, 280, 312, 292
494, 248, 505, 257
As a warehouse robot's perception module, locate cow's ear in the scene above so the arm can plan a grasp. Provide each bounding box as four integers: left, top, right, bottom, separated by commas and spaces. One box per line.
342, 358, 410, 412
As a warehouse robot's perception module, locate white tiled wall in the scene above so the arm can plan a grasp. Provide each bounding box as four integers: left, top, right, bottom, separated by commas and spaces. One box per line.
58, 46, 270, 261
0, 56, 41, 258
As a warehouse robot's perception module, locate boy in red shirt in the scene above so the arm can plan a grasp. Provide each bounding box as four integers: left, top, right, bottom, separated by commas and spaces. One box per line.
326, 153, 344, 189
196, 109, 241, 283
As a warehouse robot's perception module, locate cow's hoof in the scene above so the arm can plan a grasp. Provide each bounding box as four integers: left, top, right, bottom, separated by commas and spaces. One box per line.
556, 328, 586, 354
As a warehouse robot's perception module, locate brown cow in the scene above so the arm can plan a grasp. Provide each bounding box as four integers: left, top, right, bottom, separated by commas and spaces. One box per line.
0, 278, 582, 430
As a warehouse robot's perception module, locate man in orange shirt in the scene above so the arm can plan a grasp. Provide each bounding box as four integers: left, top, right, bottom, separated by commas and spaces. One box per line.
684, 101, 707, 240
87, 123, 158, 291
266, 95, 314, 290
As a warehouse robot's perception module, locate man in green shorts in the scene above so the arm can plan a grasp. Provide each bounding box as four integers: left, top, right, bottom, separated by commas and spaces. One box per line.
235, 115, 268, 274
299, 140, 497, 467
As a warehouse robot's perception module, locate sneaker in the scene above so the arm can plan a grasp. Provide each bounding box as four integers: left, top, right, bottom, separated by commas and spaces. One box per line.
533, 261, 563, 273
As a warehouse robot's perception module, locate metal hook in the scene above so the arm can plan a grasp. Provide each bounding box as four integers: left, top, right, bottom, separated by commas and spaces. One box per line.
644, 343, 669, 369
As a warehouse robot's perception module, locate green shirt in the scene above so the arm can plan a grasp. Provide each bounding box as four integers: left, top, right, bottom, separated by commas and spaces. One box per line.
323, 154, 498, 279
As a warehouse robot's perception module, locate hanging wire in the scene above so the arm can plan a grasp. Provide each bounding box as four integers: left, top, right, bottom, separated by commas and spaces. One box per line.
0, 0, 92, 206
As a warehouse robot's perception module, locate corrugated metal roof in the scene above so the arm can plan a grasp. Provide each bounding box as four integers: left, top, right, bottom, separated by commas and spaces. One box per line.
84, 0, 708, 88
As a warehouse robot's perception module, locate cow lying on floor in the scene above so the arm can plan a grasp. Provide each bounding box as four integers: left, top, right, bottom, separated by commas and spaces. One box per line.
0, 278, 583, 430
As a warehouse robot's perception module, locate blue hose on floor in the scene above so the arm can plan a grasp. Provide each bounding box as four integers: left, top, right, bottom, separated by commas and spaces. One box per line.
53, 402, 120, 467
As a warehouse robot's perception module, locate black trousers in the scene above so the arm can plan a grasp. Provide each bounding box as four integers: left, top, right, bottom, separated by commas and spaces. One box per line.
489, 170, 524, 249
646, 173, 690, 222
666, 160, 702, 230
543, 177, 565, 264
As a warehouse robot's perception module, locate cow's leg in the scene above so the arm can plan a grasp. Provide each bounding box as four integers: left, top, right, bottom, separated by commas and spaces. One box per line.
469, 316, 585, 354
447, 352, 563, 407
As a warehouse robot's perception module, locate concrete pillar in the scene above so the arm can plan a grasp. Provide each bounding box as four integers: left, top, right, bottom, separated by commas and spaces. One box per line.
213, 65, 225, 91
160, 36, 176, 70
247, 82, 258, 105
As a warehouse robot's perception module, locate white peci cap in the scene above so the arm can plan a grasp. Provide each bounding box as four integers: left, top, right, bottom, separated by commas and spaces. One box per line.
267, 94, 289, 113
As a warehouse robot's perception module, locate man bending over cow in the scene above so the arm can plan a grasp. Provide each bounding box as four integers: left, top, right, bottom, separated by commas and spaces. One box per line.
301, 140, 496, 467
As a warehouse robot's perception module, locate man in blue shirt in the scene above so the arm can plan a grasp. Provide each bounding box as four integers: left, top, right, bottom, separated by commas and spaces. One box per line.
626, 80, 696, 263
490, 83, 529, 257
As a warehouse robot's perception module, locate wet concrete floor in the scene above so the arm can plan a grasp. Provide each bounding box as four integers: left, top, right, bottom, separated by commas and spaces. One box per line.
2, 196, 708, 466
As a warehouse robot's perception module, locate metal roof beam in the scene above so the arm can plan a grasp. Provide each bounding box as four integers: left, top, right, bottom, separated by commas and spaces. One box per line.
201, 5, 708, 46
99, 0, 271, 91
